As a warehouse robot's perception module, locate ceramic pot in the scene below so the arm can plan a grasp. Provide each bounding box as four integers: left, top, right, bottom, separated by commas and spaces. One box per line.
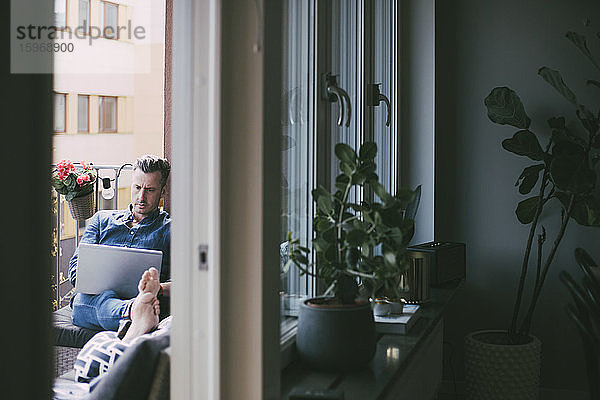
372, 298, 404, 316
296, 297, 376, 371
465, 330, 541, 400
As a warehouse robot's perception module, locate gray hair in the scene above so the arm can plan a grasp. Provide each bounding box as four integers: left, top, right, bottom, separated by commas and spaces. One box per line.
134, 155, 171, 188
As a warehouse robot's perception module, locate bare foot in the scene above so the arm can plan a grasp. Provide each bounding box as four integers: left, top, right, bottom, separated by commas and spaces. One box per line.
137, 267, 160, 297
124, 292, 160, 342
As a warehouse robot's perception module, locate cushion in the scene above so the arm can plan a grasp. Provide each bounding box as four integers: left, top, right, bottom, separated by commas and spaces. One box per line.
54, 306, 101, 348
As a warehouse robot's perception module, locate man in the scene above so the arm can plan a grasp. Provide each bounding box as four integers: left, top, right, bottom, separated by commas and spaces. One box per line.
69, 155, 171, 331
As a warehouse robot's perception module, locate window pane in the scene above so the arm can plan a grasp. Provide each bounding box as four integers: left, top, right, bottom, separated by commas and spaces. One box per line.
54, 93, 65, 132
280, 0, 314, 327
79, 0, 89, 30
78, 95, 89, 132
54, 0, 66, 28
103, 2, 118, 39
373, 0, 396, 194
99, 97, 117, 132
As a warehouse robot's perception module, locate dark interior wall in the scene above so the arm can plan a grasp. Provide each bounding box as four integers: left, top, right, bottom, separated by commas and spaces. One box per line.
1, 1, 53, 397
436, 0, 600, 392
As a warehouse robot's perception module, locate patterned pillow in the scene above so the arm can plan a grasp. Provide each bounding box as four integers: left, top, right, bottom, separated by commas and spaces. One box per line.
74, 332, 128, 383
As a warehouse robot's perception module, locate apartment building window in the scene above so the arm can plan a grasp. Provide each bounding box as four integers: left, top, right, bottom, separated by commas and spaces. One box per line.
78, 0, 89, 31
54, 93, 66, 133
99, 96, 117, 132
54, 0, 67, 29
78, 95, 89, 132
100, 1, 119, 39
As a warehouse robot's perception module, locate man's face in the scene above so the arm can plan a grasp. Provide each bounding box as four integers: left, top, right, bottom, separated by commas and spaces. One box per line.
131, 169, 164, 218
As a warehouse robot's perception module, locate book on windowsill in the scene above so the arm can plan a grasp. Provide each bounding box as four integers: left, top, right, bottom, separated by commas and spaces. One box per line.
374, 304, 421, 335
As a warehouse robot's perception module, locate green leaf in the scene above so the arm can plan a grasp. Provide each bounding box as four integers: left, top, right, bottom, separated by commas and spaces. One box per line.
550, 141, 596, 194
340, 162, 354, 177
335, 143, 357, 166
515, 196, 540, 224
587, 80, 600, 90
538, 67, 578, 106
566, 32, 600, 72
484, 87, 531, 129
404, 185, 421, 220
383, 251, 397, 268
516, 164, 545, 195
351, 172, 367, 185
346, 229, 368, 246
575, 107, 599, 136
502, 130, 545, 161
371, 181, 392, 203
335, 174, 350, 192
556, 192, 600, 226
359, 141, 377, 161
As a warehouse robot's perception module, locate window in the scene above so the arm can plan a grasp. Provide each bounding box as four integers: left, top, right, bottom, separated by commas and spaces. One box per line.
100, 1, 119, 39
78, 0, 89, 32
99, 96, 117, 132
280, 0, 315, 336
280, 0, 401, 338
54, 93, 66, 133
78, 95, 89, 132
54, 0, 67, 29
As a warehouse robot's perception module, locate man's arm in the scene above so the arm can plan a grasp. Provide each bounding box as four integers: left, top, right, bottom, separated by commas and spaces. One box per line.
68, 212, 102, 286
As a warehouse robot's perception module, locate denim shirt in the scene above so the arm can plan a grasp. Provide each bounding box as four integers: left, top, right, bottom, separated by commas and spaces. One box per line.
68, 205, 171, 287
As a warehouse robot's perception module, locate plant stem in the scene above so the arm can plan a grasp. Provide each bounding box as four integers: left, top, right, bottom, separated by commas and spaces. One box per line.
518, 194, 575, 336
509, 170, 549, 338
337, 180, 352, 265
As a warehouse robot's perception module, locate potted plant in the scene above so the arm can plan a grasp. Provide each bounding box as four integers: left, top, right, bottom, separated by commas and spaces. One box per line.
466, 31, 600, 399
286, 141, 420, 371
52, 159, 97, 221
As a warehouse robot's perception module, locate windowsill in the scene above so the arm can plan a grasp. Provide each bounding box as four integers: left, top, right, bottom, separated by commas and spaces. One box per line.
280, 283, 462, 400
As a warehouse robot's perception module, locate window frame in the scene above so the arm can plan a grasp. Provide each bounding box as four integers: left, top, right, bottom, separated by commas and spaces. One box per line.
98, 95, 118, 133
53, 92, 67, 133
100, 0, 119, 40
77, 94, 89, 132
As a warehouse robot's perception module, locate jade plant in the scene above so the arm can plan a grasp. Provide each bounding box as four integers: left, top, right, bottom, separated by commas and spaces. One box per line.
484, 31, 600, 342
285, 141, 420, 305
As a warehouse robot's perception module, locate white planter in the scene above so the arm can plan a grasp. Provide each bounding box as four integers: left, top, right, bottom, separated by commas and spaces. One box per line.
464, 330, 541, 400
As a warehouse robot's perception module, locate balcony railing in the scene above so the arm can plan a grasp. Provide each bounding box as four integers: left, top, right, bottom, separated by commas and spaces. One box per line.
51, 163, 133, 310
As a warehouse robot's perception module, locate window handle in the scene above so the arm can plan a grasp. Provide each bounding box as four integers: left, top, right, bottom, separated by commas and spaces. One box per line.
322, 73, 352, 127
368, 83, 391, 127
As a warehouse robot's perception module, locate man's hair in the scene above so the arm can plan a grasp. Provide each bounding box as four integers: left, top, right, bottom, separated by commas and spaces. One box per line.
134, 155, 171, 188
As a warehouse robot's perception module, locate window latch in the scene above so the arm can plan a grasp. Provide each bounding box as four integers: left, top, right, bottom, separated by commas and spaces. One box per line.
321, 73, 351, 127
367, 83, 391, 127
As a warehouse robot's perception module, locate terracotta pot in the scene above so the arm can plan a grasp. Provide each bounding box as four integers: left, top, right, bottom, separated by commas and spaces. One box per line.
67, 191, 95, 221
296, 297, 376, 371
465, 330, 541, 400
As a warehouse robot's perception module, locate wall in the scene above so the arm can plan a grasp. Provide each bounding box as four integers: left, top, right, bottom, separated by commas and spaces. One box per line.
435, 0, 600, 393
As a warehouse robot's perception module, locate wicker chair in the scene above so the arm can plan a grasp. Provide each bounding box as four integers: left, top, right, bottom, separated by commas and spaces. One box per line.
53, 306, 100, 376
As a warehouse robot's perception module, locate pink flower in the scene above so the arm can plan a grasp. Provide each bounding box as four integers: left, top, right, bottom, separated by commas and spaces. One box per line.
83, 175, 91, 182
76, 176, 84, 185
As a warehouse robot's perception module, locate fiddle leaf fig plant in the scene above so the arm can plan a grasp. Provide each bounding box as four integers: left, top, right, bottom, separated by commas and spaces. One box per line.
285, 141, 420, 305
484, 31, 600, 342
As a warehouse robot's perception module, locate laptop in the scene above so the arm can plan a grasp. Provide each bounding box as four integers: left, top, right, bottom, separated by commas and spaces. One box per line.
75, 243, 163, 298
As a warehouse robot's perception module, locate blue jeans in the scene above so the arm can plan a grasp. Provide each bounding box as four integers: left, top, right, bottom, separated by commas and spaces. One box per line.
71, 290, 132, 331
